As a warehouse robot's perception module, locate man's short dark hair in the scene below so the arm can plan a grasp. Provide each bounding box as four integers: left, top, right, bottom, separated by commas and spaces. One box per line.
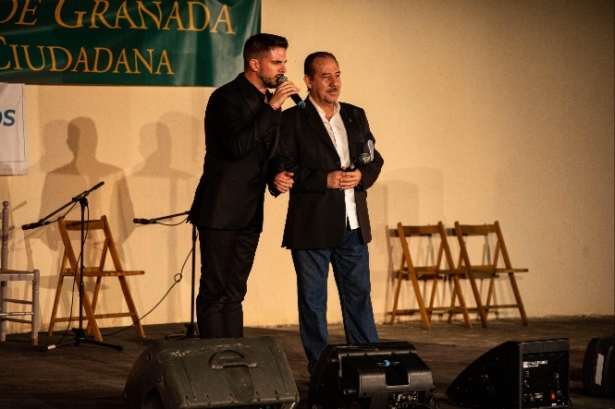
304, 52, 338, 78
243, 33, 288, 70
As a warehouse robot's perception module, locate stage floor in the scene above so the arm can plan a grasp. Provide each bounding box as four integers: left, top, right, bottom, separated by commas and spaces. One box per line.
1, 316, 613, 408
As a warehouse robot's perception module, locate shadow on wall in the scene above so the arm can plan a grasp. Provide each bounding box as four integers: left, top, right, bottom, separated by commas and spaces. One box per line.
128, 113, 200, 251
366, 176, 420, 322
128, 117, 193, 322
372, 166, 531, 324
0, 178, 7, 208
369, 167, 455, 322
35, 116, 136, 278
0, 120, 74, 278
126, 112, 201, 324
131, 119, 194, 217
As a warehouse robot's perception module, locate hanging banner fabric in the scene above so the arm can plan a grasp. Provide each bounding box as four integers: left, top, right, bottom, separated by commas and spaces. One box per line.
0, 0, 261, 87
0, 83, 27, 175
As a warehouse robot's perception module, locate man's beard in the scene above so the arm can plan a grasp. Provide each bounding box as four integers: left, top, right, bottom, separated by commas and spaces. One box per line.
259, 71, 280, 89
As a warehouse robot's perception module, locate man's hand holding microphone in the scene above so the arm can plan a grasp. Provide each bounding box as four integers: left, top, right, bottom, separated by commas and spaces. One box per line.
269, 75, 304, 111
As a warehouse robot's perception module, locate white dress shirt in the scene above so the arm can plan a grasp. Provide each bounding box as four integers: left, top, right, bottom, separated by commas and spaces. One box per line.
309, 97, 359, 230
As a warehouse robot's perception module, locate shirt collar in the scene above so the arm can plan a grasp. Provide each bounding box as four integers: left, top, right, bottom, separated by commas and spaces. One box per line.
242, 74, 272, 104
308, 95, 340, 120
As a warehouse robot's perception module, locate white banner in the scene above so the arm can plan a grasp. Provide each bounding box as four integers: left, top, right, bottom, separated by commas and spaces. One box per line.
0, 83, 28, 175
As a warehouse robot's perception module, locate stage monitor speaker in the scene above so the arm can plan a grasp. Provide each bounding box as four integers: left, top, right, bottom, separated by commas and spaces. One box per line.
583, 335, 615, 397
308, 341, 435, 409
124, 336, 299, 409
445, 338, 570, 409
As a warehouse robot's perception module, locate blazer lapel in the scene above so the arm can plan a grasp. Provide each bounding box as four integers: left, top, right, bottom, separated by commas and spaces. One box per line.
339, 104, 363, 162
233, 74, 278, 166
234, 74, 263, 115
304, 100, 338, 154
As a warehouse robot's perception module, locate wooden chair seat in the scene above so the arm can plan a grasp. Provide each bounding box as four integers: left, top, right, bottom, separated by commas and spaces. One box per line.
59, 269, 144, 277
462, 266, 528, 274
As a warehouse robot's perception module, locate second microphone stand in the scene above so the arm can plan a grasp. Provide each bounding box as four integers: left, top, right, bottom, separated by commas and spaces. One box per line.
32, 182, 123, 352
133, 211, 199, 339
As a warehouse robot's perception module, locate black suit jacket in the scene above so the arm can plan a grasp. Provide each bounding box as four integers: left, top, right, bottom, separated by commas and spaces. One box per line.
271, 99, 384, 249
190, 74, 281, 230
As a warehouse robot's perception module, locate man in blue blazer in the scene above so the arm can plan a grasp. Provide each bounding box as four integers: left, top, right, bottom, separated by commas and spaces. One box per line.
189, 33, 299, 339
271, 52, 384, 374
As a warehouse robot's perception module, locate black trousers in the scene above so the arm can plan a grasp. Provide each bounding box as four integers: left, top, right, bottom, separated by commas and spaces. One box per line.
195, 222, 261, 339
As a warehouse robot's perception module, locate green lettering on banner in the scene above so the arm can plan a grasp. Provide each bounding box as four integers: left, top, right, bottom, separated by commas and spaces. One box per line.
0, 0, 261, 87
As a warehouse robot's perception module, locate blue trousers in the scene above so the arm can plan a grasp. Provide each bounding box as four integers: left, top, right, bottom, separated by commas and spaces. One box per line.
291, 227, 379, 374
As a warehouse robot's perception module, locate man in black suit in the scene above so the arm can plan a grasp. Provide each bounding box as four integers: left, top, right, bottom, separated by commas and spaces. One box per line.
271, 52, 384, 374
189, 33, 299, 339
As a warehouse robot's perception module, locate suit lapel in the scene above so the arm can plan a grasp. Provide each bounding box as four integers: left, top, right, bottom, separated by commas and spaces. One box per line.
340, 104, 362, 162
234, 74, 263, 115
233, 74, 279, 165
304, 99, 338, 155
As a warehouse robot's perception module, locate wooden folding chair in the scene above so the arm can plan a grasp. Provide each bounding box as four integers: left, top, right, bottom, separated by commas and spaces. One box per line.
453, 221, 529, 328
48, 215, 145, 341
388, 222, 471, 329
0, 201, 40, 346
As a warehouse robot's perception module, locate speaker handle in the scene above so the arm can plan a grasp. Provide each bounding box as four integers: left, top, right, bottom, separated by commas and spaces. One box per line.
209, 350, 258, 370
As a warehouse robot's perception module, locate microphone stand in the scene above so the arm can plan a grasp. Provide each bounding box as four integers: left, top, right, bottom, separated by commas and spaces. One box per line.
21, 181, 105, 232
133, 211, 199, 340
27, 182, 124, 352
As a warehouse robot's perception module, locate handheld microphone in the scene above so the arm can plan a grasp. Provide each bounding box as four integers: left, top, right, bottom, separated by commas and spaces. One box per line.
277, 76, 306, 108
352, 153, 371, 168
349, 140, 375, 170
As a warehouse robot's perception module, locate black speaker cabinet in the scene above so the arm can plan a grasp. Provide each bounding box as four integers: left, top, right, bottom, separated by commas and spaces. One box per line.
583, 335, 615, 397
308, 341, 435, 409
124, 336, 299, 409
445, 338, 570, 409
